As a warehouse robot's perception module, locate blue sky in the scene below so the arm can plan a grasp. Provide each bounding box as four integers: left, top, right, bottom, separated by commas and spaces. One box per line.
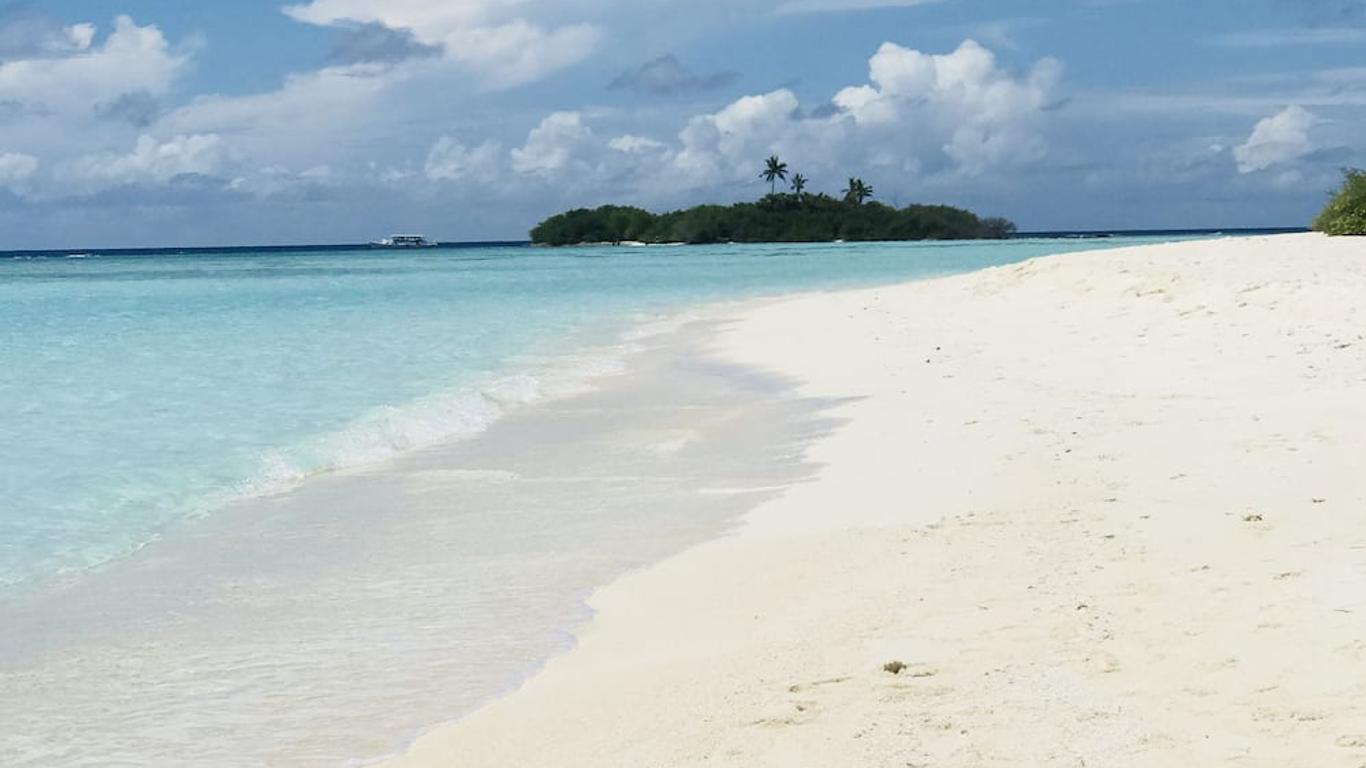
0, 0, 1363, 247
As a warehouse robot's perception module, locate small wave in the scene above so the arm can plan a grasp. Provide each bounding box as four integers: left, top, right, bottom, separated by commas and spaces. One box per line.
0, 326, 651, 595
233, 339, 637, 502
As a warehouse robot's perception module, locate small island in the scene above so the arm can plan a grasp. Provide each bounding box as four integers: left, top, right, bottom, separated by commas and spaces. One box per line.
531, 156, 1016, 246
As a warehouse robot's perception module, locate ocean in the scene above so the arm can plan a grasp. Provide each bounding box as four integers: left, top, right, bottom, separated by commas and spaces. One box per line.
1, 237, 1193, 766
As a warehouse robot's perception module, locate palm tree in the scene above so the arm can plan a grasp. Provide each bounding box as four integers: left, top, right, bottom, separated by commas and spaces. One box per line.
760, 155, 789, 195
843, 177, 874, 205
790, 173, 808, 199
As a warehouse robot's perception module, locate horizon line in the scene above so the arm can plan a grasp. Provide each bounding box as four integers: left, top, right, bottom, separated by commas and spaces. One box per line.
0, 227, 1312, 258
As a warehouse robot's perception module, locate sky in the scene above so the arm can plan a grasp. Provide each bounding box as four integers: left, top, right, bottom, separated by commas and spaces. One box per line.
0, 0, 1363, 248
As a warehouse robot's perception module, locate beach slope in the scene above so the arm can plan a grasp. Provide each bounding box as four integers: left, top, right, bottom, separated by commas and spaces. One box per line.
383, 233, 1366, 767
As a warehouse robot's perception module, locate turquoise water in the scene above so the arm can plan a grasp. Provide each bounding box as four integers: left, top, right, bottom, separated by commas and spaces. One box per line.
0, 238, 1178, 592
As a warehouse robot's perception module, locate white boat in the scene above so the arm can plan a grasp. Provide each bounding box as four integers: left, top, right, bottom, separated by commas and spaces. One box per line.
370, 234, 437, 249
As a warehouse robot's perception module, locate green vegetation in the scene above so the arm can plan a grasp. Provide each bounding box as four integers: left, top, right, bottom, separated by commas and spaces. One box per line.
1312, 168, 1366, 236
842, 177, 873, 205
761, 155, 789, 195
531, 156, 1017, 246
531, 196, 1015, 245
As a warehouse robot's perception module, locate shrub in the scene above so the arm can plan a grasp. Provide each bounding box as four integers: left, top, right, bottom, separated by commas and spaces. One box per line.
1312, 168, 1366, 236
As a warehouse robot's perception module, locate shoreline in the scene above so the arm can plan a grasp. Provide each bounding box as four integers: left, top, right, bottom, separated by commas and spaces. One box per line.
0, 311, 835, 767
0, 314, 654, 598
381, 232, 1366, 767
2, 235, 1164, 595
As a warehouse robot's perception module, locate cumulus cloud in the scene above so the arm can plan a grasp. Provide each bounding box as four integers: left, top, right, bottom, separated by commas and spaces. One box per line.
425, 38, 1064, 207
0, 14, 200, 198
673, 89, 809, 183
9, 1, 596, 202
511, 112, 603, 176
0, 16, 187, 119
833, 40, 1062, 172
608, 55, 739, 96
425, 137, 502, 182
1234, 105, 1319, 173
0, 3, 596, 201
666, 39, 1060, 188
282, 0, 600, 88
58, 134, 228, 193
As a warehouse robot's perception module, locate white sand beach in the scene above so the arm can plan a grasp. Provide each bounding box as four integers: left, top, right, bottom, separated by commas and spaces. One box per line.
382, 233, 1366, 767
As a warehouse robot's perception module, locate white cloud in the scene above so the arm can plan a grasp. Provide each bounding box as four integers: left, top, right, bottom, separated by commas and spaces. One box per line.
99, 2, 598, 200
673, 90, 806, 183
511, 112, 601, 176
112, 1, 601, 202
159, 66, 395, 164
0, 24, 1068, 212
425, 137, 503, 181
63, 23, 98, 52
283, 0, 489, 31
1234, 105, 1319, 173
661, 39, 1062, 188
0, 16, 187, 120
0, 16, 200, 198
0, 2, 596, 200
834, 40, 1061, 172
282, 0, 599, 88
432, 38, 1064, 207
443, 21, 600, 90
59, 134, 228, 192
0, 152, 39, 187
608, 135, 669, 154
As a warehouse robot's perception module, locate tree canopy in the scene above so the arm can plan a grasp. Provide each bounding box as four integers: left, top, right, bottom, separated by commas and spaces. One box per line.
530, 194, 1017, 246
760, 156, 789, 195
843, 178, 873, 205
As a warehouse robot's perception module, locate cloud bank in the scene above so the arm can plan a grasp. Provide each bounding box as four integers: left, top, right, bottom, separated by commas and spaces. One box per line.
429, 39, 1064, 203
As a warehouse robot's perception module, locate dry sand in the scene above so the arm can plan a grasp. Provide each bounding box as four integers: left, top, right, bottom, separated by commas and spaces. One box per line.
381, 233, 1366, 767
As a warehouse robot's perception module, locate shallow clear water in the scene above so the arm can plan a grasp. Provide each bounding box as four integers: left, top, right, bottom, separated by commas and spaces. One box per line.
0, 238, 1183, 592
